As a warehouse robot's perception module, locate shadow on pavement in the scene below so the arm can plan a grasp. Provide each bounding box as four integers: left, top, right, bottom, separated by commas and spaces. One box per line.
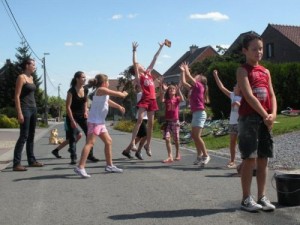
108, 207, 237, 220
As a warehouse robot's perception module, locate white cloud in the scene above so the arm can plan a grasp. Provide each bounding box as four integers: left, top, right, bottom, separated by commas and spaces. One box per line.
64, 42, 83, 47
112, 14, 123, 20
162, 54, 171, 59
127, 13, 138, 19
64, 42, 73, 46
189, 12, 229, 21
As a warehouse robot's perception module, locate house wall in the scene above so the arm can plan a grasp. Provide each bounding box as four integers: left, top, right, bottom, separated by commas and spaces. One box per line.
262, 28, 300, 62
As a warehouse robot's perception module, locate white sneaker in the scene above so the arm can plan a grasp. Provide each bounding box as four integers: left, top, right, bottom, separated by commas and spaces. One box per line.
193, 156, 202, 165
241, 196, 263, 212
74, 167, 91, 178
257, 196, 276, 211
201, 155, 211, 165
105, 165, 123, 173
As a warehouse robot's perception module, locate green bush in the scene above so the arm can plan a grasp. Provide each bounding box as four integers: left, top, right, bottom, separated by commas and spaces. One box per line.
0, 114, 19, 128
0, 107, 17, 118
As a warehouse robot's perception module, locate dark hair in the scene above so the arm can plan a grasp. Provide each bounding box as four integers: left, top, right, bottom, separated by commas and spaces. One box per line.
164, 84, 177, 100
242, 33, 262, 49
128, 65, 136, 75
70, 71, 84, 87
20, 58, 34, 71
89, 74, 108, 88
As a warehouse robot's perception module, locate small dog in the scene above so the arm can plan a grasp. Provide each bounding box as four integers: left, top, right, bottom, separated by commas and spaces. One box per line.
49, 129, 64, 145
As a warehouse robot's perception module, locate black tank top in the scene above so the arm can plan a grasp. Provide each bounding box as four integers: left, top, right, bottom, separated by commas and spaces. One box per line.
20, 82, 36, 108
67, 86, 88, 118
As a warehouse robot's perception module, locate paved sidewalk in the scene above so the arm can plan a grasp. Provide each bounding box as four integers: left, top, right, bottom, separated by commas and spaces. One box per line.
0, 123, 59, 171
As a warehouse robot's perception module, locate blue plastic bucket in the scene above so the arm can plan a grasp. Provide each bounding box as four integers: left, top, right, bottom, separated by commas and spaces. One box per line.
275, 174, 300, 206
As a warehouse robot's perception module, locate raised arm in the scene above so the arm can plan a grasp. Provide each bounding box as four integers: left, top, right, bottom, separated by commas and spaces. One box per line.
177, 83, 185, 102
132, 42, 139, 80
147, 41, 165, 71
179, 62, 191, 90
213, 69, 231, 98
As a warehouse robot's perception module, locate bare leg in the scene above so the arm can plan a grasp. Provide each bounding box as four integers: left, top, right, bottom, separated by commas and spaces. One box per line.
256, 157, 268, 199
100, 132, 113, 166
78, 134, 96, 169
229, 133, 238, 164
144, 111, 155, 148
240, 158, 256, 199
164, 137, 173, 160
191, 126, 208, 157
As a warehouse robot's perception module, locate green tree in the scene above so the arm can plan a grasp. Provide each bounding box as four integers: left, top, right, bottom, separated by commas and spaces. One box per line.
48, 96, 65, 119
117, 67, 137, 119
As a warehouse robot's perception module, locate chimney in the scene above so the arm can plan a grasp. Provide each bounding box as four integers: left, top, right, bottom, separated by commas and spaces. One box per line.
190, 45, 198, 54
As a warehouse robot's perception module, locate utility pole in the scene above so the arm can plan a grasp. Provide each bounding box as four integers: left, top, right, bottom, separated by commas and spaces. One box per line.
43, 53, 50, 126
58, 83, 61, 121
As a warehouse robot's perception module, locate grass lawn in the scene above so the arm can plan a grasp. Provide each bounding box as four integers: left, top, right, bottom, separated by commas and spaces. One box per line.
151, 114, 300, 150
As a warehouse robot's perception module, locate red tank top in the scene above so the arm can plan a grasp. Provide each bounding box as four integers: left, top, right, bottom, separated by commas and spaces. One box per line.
239, 64, 272, 116
139, 70, 156, 100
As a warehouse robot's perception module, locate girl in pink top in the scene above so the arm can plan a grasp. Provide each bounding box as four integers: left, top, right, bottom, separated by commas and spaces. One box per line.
180, 62, 211, 166
160, 80, 184, 163
125, 41, 165, 157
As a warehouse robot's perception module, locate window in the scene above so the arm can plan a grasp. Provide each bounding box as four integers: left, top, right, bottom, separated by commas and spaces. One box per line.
266, 43, 274, 58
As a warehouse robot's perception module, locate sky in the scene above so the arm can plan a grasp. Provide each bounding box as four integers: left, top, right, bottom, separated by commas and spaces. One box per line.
1, 0, 299, 99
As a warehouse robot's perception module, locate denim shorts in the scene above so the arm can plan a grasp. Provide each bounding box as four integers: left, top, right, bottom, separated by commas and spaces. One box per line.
191, 110, 207, 128
228, 124, 238, 134
238, 114, 273, 159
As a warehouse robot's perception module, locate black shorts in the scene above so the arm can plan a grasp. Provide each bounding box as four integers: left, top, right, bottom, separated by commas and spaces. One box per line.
238, 114, 273, 159
137, 119, 147, 138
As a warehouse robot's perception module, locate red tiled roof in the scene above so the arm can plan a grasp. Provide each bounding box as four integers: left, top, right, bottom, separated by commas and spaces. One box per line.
270, 24, 300, 47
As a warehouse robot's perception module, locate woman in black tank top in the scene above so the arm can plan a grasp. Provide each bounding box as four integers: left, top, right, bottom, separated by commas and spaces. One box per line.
12, 59, 44, 171
65, 71, 99, 164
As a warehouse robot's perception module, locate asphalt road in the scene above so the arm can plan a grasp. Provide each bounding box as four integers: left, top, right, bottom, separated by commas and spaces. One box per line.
0, 123, 299, 225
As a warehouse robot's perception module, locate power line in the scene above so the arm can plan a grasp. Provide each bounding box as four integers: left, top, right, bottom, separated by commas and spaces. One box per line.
2, 0, 42, 62
1, 0, 22, 40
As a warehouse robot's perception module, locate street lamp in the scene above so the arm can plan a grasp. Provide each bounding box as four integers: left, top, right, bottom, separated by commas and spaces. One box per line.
43, 52, 50, 126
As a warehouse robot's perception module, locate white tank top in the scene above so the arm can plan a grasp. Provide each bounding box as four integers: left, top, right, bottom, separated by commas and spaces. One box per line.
88, 95, 109, 124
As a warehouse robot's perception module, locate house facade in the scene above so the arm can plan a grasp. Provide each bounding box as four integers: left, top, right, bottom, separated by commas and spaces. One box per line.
163, 45, 219, 84
261, 24, 300, 62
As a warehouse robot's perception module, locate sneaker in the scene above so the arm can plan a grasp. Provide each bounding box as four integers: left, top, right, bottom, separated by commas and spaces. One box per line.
122, 150, 133, 159
201, 155, 211, 165
227, 162, 237, 169
105, 165, 123, 173
52, 149, 62, 159
74, 167, 91, 178
193, 156, 202, 165
257, 196, 276, 211
135, 151, 144, 160
241, 196, 263, 212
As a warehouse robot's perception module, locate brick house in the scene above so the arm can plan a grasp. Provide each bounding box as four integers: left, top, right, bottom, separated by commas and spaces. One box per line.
261, 24, 300, 62
163, 45, 219, 84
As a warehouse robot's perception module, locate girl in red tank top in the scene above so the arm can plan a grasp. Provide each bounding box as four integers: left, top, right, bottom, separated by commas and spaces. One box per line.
123, 41, 166, 157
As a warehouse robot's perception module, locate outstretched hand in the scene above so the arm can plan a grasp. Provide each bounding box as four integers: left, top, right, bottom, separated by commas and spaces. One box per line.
132, 42, 139, 51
